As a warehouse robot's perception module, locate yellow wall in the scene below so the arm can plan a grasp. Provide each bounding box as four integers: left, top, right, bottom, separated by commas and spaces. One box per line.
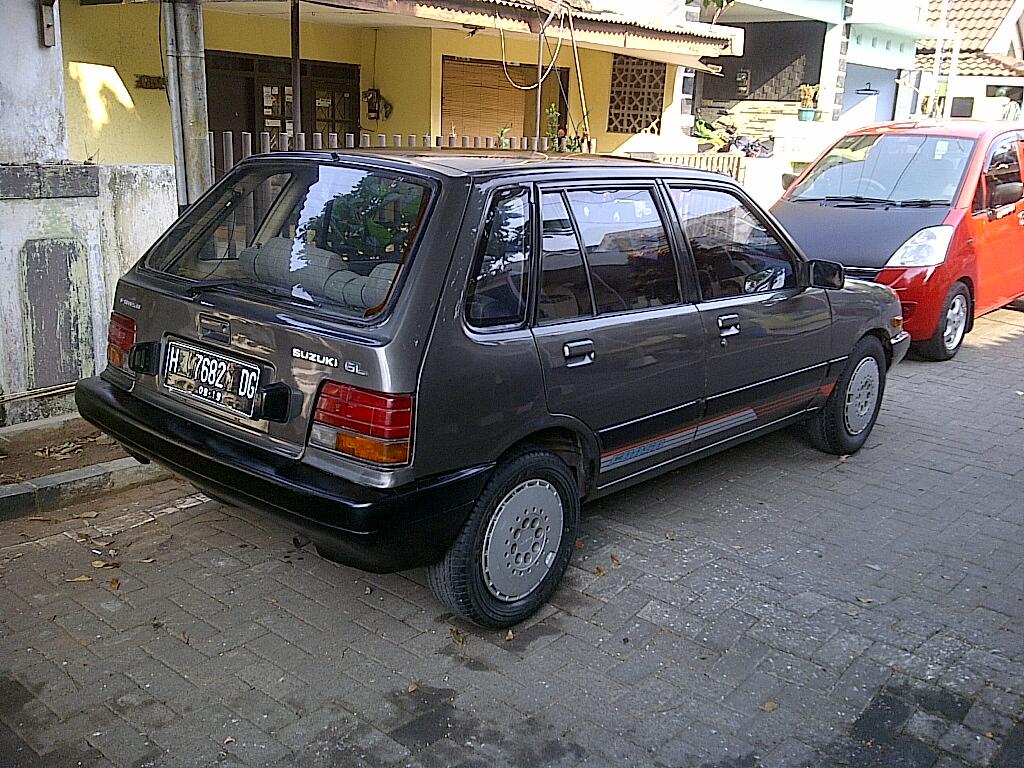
61, 3, 692, 164
60, 1, 171, 164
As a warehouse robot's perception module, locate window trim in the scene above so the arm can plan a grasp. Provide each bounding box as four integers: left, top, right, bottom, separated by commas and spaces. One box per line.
463, 184, 534, 333
665, 181, 807, 304
532, 181, 687, 325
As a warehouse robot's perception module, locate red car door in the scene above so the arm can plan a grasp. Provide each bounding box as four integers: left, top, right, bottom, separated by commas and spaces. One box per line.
967, 132, 1024, 314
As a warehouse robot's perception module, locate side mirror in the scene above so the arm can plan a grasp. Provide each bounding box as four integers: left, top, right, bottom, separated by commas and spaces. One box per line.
807, 259, 845, 290
782, 172, 799, 191
990, 181, 1023, 208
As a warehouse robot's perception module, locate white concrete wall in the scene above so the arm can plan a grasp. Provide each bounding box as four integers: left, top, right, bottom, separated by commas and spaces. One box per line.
0, 165, 177, 426
0, 0, 68, 163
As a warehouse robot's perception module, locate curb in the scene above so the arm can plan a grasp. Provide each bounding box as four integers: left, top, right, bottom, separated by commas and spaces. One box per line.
0, 458, 172, 521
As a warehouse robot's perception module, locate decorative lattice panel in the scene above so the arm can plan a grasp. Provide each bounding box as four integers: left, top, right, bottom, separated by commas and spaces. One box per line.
607, 55, 667, 135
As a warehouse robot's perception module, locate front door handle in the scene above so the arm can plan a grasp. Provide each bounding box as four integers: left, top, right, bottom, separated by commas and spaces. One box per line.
563, 339, 595, 367
717, 314, 741, 337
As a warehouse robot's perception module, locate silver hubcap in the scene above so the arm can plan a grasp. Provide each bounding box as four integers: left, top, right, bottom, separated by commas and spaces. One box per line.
943, 294, 968, 351
844, 358, 880, 436
482, 479, 563, 602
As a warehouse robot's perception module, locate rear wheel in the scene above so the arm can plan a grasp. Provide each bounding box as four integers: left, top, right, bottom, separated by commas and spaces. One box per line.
917, 281, 970, 361
810, 335, 887, 455
427, 451, 580, 628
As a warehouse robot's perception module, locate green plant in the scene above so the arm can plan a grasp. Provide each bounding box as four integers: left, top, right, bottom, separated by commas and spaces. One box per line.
702, 0, 735, 23
545, 103, 560, 143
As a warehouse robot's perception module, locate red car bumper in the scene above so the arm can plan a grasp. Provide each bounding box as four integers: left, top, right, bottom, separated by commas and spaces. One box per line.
875, 266, 952, 342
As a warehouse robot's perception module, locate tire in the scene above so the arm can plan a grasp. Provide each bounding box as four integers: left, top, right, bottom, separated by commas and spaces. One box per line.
916, 281, 970, 361
427, 451, 580, 628
809, 335, 887, 455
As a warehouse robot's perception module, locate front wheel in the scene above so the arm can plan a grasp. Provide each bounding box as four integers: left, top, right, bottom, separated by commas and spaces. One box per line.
809, 336, 887, 455
917, 281, 970, 361
427, 451, 580, 628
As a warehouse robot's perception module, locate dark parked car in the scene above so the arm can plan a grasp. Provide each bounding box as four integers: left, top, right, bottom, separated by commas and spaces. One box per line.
77, 152, 909, 627
774, 121, 1024, 360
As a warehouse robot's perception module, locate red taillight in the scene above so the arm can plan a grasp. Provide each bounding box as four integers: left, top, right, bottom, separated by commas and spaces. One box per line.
311, 382, 413, 465
106, 312, 136, 370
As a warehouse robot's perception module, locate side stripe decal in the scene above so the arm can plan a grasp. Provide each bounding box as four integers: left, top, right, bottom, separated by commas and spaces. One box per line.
599, 382, 834, 473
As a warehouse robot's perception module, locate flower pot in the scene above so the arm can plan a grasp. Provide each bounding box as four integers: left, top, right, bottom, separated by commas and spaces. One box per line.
798, 108, 816, 122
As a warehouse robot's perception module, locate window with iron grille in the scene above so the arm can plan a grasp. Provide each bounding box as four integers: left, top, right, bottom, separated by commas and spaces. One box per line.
607, 55, 667, 135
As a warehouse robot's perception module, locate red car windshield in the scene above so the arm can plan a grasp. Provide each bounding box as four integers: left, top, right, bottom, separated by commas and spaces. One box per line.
789, 134, 976, 205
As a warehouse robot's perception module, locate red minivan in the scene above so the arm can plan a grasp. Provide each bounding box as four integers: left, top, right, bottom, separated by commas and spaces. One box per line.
773, 121, 1024, 360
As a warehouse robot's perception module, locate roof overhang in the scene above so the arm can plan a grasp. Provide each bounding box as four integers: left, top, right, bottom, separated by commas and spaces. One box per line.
189, 0, 743, 65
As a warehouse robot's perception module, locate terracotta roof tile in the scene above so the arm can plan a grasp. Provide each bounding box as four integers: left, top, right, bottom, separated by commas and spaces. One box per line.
917, 50, 1024, 76
924, 0, 1016, 51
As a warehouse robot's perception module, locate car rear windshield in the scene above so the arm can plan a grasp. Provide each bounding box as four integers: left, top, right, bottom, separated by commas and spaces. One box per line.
146, 162, 431, 319
789, 134, 976, 205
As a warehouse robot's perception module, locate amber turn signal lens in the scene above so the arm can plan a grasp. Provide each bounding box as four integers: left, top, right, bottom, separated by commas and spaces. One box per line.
106, 344, 127, 369
890, 316, 904, 331
334, 431, 410, 464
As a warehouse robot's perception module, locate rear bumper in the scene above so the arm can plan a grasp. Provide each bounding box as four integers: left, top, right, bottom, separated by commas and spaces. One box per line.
75, 376, 492, 572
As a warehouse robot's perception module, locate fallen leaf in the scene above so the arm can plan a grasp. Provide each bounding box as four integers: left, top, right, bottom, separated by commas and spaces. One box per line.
223, 737, 235, 746
179, 631, 190, 645
593, 566, 606, 577
93, 539, 113, 547
985, 731, 994, 739
73, 511, 99, 519
856, 596, 874, 605
109, 578, 120, 591
137, 558, 156, 564
48, 615, 57, 623
761, 700, 779, 713
575, 539, 585, 550
91, 560, 121, 569
364, 586, 372, 595
406, 682, 418, 694
665, 531, 676, 541
839, 455, 849, 462
610, 554, 621, 567
505, 629, 515, 642
65, 575, 92, 582
449, 627, 466, 646
27, 516, 54, 522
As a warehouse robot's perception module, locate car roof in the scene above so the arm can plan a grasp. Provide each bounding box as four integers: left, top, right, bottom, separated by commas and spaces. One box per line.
848, 120, 1024, 140
243, 150, 730, 183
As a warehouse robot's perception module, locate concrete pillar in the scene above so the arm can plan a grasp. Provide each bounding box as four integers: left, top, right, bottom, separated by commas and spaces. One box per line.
0, 0, 68, 163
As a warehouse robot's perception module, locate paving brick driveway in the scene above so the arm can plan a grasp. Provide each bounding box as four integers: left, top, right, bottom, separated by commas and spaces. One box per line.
2, 310, 1022, 768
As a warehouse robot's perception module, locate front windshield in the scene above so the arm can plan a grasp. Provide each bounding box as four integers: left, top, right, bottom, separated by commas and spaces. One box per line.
789, 134, 976, 204
146, 163, 431, 318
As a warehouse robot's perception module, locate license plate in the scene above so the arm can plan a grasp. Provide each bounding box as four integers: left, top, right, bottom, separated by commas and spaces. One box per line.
163, 341, 261, 418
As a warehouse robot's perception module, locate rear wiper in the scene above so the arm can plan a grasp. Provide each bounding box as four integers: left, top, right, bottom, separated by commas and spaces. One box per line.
895, 199, 949, 207
184, 280, 321, 307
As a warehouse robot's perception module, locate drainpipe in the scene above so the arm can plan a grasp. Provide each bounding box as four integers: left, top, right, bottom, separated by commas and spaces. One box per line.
173, 0, 212, 202
930, 0, 949, 116
291, 0, 302, 139
943, 28, 961, 119
163, 1, 187, 210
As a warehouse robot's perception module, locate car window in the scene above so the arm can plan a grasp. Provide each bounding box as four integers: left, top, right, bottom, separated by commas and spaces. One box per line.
538, 192, 594, 323
670, 188, 797, 300
465, 188, 531, 329
980, 136, 1023, 210
147, 164, 431, 319
564, 189, 680, 314
789, 134, 975, 205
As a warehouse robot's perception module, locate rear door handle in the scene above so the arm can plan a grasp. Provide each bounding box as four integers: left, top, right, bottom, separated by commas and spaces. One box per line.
562, 339, 595, 367
717, 314, 741, 337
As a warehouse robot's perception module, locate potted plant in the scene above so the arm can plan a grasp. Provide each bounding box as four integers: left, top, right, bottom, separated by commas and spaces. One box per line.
798, 84, 819, 121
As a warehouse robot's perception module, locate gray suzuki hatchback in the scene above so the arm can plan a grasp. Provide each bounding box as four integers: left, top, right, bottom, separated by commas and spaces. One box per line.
77, 151, 909, 627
